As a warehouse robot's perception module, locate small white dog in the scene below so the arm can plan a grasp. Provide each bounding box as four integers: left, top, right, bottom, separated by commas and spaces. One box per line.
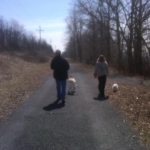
112, 83, 118, 92
68, 77, 78, 95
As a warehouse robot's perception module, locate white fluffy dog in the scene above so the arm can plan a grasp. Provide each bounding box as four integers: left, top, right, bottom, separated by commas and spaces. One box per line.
112, 83, 118, 92
68, 77, 78, 95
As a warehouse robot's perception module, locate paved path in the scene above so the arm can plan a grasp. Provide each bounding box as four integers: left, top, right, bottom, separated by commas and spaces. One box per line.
0, 64, 147, 150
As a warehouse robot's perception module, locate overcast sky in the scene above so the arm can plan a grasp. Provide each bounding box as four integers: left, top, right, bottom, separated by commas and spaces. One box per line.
0, 0, 72, 52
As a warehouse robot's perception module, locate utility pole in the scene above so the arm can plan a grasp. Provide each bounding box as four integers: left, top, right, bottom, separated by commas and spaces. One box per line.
50, 39, 52, 45
49, 39, 53, 50
36, 25, 44, 43
55, 45, 57, 51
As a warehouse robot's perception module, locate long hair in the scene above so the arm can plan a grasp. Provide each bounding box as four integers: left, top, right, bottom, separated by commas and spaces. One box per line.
97, 55, 105, 62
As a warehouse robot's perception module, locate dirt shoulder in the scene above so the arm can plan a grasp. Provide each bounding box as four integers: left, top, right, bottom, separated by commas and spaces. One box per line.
0, 53, 51, 122
79, 63, 150, 149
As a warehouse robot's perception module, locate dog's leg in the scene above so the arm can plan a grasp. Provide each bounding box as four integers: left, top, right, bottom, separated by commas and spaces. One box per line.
71, 82, 75, 94
73, 84, 76, 92
68, 82, 72, 94
68, 82, 73, 95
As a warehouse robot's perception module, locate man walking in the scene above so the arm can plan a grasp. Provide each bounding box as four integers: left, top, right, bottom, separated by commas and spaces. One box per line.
50, 50, 69, 105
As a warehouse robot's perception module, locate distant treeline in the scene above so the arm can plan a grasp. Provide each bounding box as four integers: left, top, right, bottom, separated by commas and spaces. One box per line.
0, 17, 53, 57
65, 0, 150, 77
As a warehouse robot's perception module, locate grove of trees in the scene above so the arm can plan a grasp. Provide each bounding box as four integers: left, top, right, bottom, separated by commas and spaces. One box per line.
0, 17, 53, 57
65, 0, 150, 77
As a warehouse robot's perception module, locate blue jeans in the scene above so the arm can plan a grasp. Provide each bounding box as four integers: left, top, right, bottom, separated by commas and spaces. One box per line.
56, 80, 67, 100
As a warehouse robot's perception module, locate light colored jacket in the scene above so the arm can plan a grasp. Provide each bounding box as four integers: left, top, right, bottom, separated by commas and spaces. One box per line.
94, 61, 109, 77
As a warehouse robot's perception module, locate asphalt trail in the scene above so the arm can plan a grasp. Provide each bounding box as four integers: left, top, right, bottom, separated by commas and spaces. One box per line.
0, 63, 147, 150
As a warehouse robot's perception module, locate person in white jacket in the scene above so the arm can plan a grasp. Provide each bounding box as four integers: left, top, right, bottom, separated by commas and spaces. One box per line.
94, 55, 109, 97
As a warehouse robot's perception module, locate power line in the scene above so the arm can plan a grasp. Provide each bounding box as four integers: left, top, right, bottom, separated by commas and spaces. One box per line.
49, 39, 52, 43
11, 0, 30, 16
1, 0, 30, 18
1, 0, 18, 14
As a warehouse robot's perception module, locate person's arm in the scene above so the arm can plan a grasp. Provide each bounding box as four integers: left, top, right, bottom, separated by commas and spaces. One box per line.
66, 60, 69, 70
50, 59, 54, 70
94, 63, 98, 78
64, 59, 69, 71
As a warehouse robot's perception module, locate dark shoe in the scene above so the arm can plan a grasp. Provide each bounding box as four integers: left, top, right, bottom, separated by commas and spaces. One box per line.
61, 100, 66, 105
98, 93, 104, 97
98, 93, 101, 96
54, 98, 60, 103
101, 95, 105, 98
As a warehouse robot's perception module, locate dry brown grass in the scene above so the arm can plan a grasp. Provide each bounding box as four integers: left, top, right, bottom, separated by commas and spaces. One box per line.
80, 63, 150, 149
0, 53, 51, 122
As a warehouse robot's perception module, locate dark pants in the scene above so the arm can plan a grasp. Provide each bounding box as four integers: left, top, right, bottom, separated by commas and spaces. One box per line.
56, 80, 66, 100
98, 75, 107, 96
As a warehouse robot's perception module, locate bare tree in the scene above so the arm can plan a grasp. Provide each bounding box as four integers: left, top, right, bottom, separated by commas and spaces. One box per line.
0, 17, 53, 55
65, 0, 150, 76
66, 5, 84, 62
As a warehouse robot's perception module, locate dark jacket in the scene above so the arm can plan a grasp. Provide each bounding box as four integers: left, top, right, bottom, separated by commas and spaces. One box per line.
50, 55, 69, 80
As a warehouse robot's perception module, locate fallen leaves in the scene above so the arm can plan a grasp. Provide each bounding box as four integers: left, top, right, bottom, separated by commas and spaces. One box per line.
108, 83, 150, 149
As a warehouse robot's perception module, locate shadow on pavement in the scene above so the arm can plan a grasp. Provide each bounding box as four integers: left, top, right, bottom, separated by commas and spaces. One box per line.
67, 91, 75, 95
93, 95, 109, 101
43, 100, 65, 111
